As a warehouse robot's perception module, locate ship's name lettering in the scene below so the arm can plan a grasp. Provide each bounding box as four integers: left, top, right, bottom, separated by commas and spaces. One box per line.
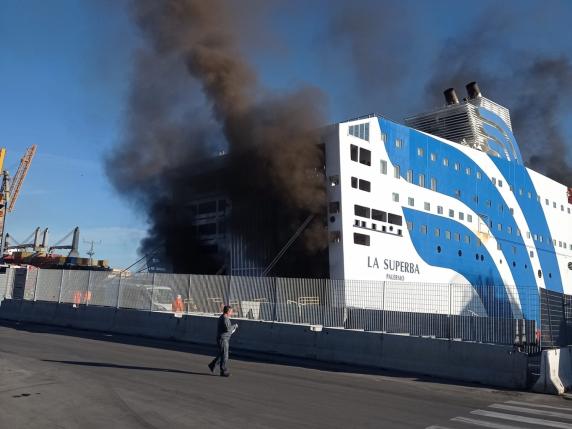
367, 256, 420, 274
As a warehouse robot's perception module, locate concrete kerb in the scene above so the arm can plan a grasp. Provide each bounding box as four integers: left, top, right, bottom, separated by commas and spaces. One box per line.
0, 299, 25, 322
74, 306, 117, 332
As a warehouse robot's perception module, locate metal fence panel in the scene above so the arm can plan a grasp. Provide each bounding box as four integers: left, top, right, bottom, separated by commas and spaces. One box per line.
152, 273, 190, 312
118, 273, 154, 310
35, 269, 63, 302
88, 271, 121, 307
60, 270, 91, 304
189, 274, 231, 315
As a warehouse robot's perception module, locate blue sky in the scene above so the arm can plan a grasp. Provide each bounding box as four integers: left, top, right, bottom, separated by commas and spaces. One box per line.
1, 0, 571, 269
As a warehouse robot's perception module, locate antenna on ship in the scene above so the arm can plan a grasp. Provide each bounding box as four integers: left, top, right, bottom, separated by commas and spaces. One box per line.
84, 239, 102, 266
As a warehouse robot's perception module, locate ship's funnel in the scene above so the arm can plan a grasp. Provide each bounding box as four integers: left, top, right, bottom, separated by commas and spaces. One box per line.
41, 228, 49, 248
444, 88, 459, 105
68, 226, 80, 258
33, 227, 41, 250
466, 81, 482, 99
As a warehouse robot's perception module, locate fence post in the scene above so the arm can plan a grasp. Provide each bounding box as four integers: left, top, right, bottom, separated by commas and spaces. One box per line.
188, 274, 192, 314
272, 278, 278, 323
86, 270, 92, 307
116, 273, 122, 309
33, 269, 40, 302
381, 281, 386, 332
448, 282, 452, 340
150, 273, 156, 312
58, 270, 64, 304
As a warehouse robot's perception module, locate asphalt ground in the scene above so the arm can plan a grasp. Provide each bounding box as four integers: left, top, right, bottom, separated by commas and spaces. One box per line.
0, 320, 569, 429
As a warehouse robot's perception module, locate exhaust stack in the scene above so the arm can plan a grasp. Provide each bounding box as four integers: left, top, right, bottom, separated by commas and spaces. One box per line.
444, 88, 459, 105
466, 81, 482, 99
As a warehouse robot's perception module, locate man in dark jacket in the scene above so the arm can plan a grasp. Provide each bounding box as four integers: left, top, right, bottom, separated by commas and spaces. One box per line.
208, 305, 238, 377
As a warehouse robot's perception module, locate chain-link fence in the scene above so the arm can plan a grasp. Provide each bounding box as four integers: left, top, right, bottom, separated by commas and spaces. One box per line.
1, 267, 558, 348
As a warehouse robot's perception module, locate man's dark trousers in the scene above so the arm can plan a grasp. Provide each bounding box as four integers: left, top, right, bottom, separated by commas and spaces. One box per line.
211, 338, 230, 373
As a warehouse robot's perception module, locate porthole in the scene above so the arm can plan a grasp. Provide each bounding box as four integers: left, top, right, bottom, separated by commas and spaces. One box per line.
524, 264, 528, 269
512, 261, 516, 267
538, 269, 542, 279
437, 246, 442, 253
458, 250, 462, 257
499, 259, 503, 264
329, 216, 335, 223
549, 273, 552, 279
480, 255, 484, 262
475, 253, 479, 260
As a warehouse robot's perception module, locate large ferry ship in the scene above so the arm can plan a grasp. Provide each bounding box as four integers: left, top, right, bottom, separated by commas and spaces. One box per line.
323, 82, 572, 321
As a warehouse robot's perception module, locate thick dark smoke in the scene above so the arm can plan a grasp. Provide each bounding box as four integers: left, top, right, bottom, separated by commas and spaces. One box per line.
424, 12, 572, 187
107, 0, 328, 274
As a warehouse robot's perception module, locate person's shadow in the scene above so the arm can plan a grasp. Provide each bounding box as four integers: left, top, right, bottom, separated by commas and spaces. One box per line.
42, 359, 213, 376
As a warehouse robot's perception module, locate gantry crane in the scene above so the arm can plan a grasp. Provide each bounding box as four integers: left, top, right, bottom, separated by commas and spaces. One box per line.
0, 145, 37, 256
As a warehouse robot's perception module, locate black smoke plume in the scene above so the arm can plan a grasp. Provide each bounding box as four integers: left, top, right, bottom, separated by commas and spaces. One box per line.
107, 0, 328, 275
424, 13, 572, 187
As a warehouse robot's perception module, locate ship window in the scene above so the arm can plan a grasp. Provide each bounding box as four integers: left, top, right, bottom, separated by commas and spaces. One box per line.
358, 179, 371, 192
443, 158, 449, 167
434, 228, 440, 237
449, 209, 455, 218
459, 212, 464, 221
359, 148, 371, 166
454, 232, 460, 241
512, 246, 517, 254
437, 206, 443, 215
454, 162, 460, 171
349, 123, 370, 141
380, 160, 387, 175
392, 193, 399, 202
408, 197, 415, 207
417, 147, 424, 157
380, 132, 387, 143
394, 165, 400, 179
329, 175, 340, 187
507, 226, 512, 234
528, 192, 532, 199
353, 233, 370, 246
354, 205, 370, 218
465, 167, 471, 175
497, 223, 502, 231
464, 235, 470, 244
492, 177, 497, 185
372, 209, 387, 222
388, 213, 402, 226
351, 177, 358, 188
526, 231, 531, 239
539, 235, 543, 243
424, 202, 430, 211
430, 177, 437, 192
406, 221, 413, 231
498, 180, 503, 187
467, 214, 473, 223
553, 202, 557, 208
406, 169, 413, 183
418, 174, 425, 188
510, 207, 514, 215
430, 153, 437, 161
350, 144, 358, 161
395, 138, 403, 148
329, 202, 340, 214
561, 205, 565, 211
445, 230, 451, 240
486, 200, 492, 208
420, 225, 427, 234
476, 171, 482, 179
534, 234, 538, 241
545, 199, 549, 206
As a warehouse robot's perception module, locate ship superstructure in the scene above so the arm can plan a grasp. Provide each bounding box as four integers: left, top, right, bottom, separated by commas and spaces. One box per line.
323, 82, 572, 321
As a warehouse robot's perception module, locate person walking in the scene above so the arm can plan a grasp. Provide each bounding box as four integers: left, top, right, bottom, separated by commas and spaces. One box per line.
208, 305, 238, 377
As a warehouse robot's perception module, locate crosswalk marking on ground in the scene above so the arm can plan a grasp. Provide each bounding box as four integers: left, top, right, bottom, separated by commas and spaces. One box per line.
451, 416, 526, 429
488, 403, 572, 420
426, 400, 572, 429
470, 410, 572, 428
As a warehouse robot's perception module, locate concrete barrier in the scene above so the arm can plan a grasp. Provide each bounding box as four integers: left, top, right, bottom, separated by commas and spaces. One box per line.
533, 348, 572, 395
0, 299, 530, 390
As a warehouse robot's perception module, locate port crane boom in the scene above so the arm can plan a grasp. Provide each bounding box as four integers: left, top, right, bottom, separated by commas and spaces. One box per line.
0, 145, 37, 255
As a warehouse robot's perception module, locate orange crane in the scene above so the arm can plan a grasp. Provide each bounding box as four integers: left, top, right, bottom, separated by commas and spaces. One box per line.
0, 145, 37, 256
